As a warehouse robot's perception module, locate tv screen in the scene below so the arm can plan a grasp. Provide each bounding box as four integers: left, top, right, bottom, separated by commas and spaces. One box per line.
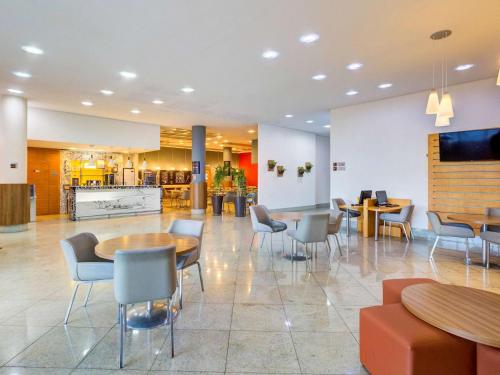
439, 128, 500, 162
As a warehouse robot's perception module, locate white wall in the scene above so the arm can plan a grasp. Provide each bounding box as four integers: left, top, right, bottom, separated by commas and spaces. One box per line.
0, 96, 27, 183
258, 124, 329, 209
27, 108, 160, 151
315, 135, 330, 205
330, 78, 500, 229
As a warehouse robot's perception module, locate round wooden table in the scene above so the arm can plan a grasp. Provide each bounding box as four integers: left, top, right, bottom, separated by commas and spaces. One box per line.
96, 233, 199, 329
448, 213, 500, 268
402, 283, 500, 348
270, 211, 307, 224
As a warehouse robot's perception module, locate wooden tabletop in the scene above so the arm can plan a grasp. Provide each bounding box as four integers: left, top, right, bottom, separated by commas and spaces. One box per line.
447, 213, 500, 226
95, 233, 199, 260
367, 205, 402, 213
270, 211, 307, 222
402, 283, 500, 348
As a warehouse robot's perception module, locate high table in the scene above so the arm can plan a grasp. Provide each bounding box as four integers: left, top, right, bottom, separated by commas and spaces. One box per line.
447, 213, 500, 268
95, 233, 199, 329
402, 283, 500, 348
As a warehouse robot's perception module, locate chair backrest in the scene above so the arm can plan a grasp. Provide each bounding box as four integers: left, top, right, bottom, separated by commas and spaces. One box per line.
427, 211, 443, 234
60, 232, 100, 281
114, 246, 177, 305
399, 205, 415, 222
328, 211, 344, 234
331, 198, 345, 212
250, 205, 273, 231
167, 219, 204, 258
486, 207, 500, 218
295, 213, 330, 243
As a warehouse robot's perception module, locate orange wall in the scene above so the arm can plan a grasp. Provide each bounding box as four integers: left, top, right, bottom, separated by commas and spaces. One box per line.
239, 152, 257, 187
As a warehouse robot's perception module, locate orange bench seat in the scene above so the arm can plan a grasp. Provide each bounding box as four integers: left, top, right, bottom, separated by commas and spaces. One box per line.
382, 278, 436, 304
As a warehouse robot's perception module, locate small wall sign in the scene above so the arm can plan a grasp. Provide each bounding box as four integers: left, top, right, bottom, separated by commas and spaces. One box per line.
332, 162, 346, 171
192, 161, 200, 174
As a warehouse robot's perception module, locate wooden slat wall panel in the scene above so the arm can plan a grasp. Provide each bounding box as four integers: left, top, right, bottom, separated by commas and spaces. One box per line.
428, 133, 500, 233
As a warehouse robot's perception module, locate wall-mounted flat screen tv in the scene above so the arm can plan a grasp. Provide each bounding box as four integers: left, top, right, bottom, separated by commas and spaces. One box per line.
439, 128, 500, 162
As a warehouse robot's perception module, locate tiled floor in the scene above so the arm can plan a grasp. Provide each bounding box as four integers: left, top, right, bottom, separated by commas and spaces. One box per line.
0, 208, 499, 374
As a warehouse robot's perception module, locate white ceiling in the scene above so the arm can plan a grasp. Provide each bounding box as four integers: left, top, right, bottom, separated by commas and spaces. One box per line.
1, 0, 499, 139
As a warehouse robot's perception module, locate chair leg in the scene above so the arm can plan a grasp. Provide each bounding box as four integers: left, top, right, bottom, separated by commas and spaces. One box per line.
401, 223, 409, 242
429, 235, 440, 259
325, 239, 333, 270
334, 234, 343, 256
249, 232, 256, 252
383, 220, 386, 238
465, 238, 471, 265
260, 233, 266, 248
179, 269, 184, 309
64, 282, 80, 325
169, 298, 175, 357
486, 241, 491, 269
119, 304, 126, 368
281, 231, 285, 255
83, 282, 93, 307
196, 261, 204, 292
389, 222, 392, 238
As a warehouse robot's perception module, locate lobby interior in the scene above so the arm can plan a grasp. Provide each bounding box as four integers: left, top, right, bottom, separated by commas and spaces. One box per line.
1, 1, 500, 374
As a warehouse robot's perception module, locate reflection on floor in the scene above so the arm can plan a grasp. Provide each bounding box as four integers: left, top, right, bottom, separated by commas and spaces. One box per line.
0, 210, 499, 374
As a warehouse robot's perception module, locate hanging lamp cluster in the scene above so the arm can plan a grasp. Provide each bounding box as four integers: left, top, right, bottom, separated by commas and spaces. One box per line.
425, 29, 454, 127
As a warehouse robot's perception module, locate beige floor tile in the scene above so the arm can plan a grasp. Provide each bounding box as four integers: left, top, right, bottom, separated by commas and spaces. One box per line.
323, 286, 379, 307
234, 285, 282, 305
278, 285, 328, 305
284, 304, 349, 333
231, 304, 288, 332
174, 303, 233, 330
0, 325, 52, 365
0, 368, 72, 375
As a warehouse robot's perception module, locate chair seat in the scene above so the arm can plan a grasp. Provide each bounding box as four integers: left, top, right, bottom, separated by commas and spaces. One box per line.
484, 224, 500, 233
360, 303, 476, 375
77, 262, 114, 281
480, 230, 500, 244
287, 229, 299, 241
271, 220, 287, 232
380, 213, 401, 222
440, 222, 475, 238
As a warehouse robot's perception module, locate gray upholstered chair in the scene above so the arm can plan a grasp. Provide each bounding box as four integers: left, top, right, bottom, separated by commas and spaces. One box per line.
287, 213, 331, 271
332, 198, 361, 236
380, 205, 415, 241
60, 232, 113, 325
327, 211, 344, 257
480, 207, 500, 269
427, 211, 475, 264
249, 205, 287, 254
114, 246, 177, 368
166, 219, 204, 309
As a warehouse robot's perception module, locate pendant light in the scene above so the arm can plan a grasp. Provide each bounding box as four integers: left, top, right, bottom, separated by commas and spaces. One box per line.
141, 157, 148, 169
425, 64, 440, 114
107, 155, 115, 167
437, 56, 454, 118
126, 156, 133, 168
87, 154, 96, 168
497, 67, 500, 86
435, 114, 450, 127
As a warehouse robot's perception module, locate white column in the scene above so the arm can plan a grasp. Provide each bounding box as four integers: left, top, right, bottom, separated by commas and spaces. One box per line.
0, 95, 27, 183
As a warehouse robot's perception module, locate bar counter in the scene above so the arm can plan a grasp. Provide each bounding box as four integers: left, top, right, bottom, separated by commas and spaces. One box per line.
68, 185, 162, 221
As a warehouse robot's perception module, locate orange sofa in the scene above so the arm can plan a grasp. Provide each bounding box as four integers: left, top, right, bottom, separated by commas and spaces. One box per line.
360, 303, 476, 375
477, 344, 500, 375
382, 278, 436, 304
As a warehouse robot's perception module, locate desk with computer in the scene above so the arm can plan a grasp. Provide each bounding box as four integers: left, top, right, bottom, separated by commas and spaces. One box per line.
339, 190, 412, 241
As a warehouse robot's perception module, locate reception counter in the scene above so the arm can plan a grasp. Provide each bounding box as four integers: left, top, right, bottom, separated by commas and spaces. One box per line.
68, 186, 162, 221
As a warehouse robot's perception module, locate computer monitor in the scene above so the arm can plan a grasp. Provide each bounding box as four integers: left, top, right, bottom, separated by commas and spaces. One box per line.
376, 190, 388, 205
359, 190, 372, 204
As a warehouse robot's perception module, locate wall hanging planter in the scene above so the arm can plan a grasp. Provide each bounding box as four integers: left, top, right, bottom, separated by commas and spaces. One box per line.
305, 162, 313, 172
267, 160, 277, 171
277, 165, 286, 177
297, 166, 305, 177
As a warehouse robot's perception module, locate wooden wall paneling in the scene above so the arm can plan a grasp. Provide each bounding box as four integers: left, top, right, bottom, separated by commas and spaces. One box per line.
0, 184, 30, 226
428, 133, 500, 233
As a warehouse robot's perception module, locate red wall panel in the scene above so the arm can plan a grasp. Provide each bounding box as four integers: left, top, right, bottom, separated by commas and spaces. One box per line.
238, 152, 258, 187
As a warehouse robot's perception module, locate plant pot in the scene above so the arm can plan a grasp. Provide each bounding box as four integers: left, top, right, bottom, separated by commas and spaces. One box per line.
234, 196, 247, 217
211, 195, 224, 216
267, 160, 277, 171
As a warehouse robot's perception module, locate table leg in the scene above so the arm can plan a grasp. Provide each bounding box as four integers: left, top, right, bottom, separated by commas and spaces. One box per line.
284, 220, 307, 262
374, 211, 379, 241
346, 211, 351, 237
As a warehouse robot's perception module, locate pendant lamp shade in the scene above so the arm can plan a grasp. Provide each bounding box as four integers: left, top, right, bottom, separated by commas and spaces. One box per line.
497, 67, 500, 86
425, 89, 440, 114
126, 157, 133, 168
435, 114, 450, 127
87, 154, 96, 168
141, 158, 148, 169
437, 92, 454, 118
108, 156, 114, 167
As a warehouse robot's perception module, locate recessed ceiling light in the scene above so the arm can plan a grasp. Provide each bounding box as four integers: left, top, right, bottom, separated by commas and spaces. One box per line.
152, 99, 164, 104
346, 62, 363, 70
81, 101, 93, 106
100, 89, 114, 96
12, 71, 31, 78
262, 49, 279, 59
285, 114, 294, 118
346, 90, 358, 96
181, 87, 195, 93
299, 33, 320, 44
455, 64, 474, 71
223, 140, 229, 143
312, 74, 327, 81
248, 130, 256, 133
378, 83, 393, 89
306, 120, 314, 124
216, 135, 223, 139
248, 140, 252, 143
120, 71, 137, 79
21, 45, 44, 55
206, 138, 211, 141
324, 125, 331, 128
130, 108, 141, 114
7, 88, 23, 94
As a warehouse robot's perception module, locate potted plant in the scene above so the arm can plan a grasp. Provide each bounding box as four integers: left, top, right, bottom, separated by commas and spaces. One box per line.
305, 162, 313, 172
277, 165, 286, 177
297, 166, 305, 177
233, 168, 247, 217
267, 160, 277, 171
211, 165, 225, 216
